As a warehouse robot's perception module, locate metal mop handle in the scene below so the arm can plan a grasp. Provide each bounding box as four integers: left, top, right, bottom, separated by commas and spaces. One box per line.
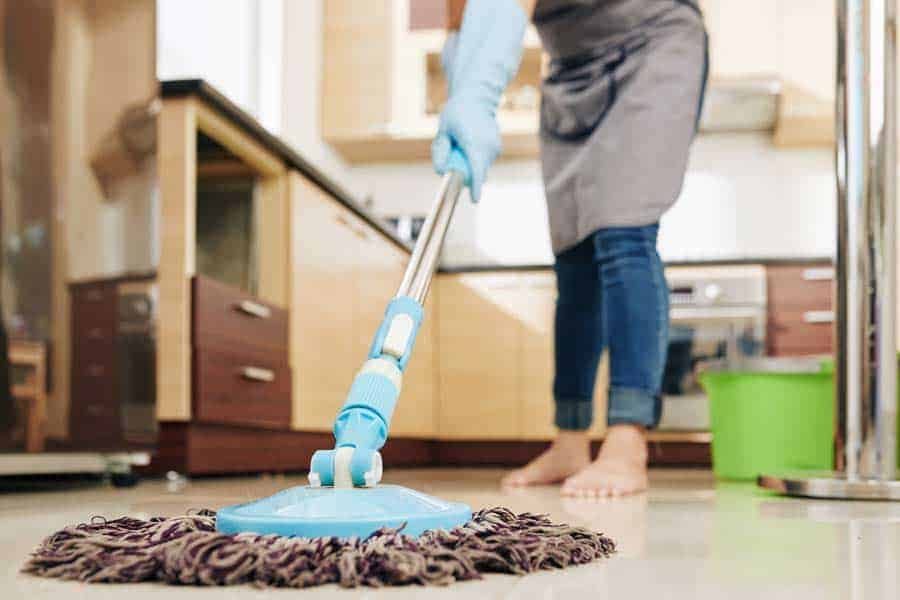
308, 170, 466, 489
396, 171, 466, 304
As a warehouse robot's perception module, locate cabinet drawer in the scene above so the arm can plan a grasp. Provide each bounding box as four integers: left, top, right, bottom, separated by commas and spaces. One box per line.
70, 374, 120, 441
72, 284, 117, 336
193, 346, 291, 429
767, 265, 834, 311
768, 309, 834, 356
193, 275, 288, 353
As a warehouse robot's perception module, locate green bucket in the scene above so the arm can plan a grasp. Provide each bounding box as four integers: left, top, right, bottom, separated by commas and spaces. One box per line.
699, 358, 834, 480
699, 356, 900, 480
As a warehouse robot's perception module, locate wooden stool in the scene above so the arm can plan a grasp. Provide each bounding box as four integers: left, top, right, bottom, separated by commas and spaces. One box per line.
8, 341, 47, 453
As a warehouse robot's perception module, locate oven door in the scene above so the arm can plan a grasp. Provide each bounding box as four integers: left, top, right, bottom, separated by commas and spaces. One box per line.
658, 306, 767, 431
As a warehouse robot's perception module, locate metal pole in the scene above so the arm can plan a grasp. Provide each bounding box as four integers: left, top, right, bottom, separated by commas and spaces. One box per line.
759, 0, 900, 499
395, 171, 465, 304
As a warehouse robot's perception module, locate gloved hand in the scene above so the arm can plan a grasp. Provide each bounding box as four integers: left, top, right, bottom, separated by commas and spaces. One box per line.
431, 0, 527, 201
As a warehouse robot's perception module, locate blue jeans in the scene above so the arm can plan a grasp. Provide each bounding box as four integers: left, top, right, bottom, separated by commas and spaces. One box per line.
553, 225, 669, 430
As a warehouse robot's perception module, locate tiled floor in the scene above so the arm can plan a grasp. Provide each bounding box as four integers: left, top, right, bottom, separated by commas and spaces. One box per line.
3, 468, 900, 598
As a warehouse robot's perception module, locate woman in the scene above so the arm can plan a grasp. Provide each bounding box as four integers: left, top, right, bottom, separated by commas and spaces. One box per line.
433, 0, 707, 496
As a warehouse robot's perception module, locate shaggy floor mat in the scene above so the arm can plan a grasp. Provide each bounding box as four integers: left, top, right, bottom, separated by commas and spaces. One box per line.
24, 507, 616, 588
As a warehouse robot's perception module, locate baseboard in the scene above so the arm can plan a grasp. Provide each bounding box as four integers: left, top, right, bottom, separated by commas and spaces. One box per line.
148, 422, 710, 475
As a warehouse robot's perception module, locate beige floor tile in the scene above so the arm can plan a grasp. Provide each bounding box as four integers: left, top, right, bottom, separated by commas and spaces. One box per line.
3, 468, 900, 599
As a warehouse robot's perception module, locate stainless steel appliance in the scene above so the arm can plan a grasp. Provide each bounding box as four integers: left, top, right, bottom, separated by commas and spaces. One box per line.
659, 265, 767, 431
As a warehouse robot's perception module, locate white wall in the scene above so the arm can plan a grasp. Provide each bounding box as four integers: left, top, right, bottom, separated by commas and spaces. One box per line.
279, 0, 358, 192
351, 134, 835, 266
157, 0, 283, 133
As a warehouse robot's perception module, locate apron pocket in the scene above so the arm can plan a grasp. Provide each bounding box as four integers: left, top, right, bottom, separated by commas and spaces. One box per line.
540, 34, 648, 143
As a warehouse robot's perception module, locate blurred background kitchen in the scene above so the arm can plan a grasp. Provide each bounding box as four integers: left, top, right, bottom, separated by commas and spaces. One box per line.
0, 0, 841, 481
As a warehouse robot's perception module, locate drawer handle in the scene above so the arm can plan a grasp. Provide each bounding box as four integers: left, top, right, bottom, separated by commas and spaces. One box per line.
85, 290, 105, 302
86, 364, 106, 377
235, 300, 271, 319
802, 267, 835, 281
803, 310, 835, 324
335, 214, 369, 241
241, 366, 275, 382
88, 327, 106, 340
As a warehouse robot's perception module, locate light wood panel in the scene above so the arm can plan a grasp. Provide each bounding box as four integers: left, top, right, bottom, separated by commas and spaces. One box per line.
8, 341, 48, 452
194, 102, 284, 177
773, 84, 835, 148
322, 0, 394, 139
436, 274, 522, 440
48, 0, 90, 439
289, 173, 437, 437
289, 173, 361, 431
255, 175, 290, 308
156, 99, 197, 422
518, 273, 557, 441
394, 293, 439, 438
479, 271, 608, 442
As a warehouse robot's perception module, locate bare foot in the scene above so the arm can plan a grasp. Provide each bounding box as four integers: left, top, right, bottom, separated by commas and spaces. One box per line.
501, 431, 591, 487
561, 424, 648, 498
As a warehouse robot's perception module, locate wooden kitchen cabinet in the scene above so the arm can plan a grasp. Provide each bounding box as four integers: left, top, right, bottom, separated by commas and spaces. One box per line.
437, 271, 608, 441
289, 173, 362, 431
353, 226, 438, 437
391, 293, 438, 438
289, 172, 438, 437
766, 263, 835, 356
437, 274, 522, 439
518, 273, 608, 441
698, 0, 834, 147
322, 0, 542, 162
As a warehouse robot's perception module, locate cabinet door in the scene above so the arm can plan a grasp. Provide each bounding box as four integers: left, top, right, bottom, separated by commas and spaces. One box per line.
515, 273, 609, 441
393, 292, 438, 437
322, 0, 393, 139
518, 274, 557, 441
353, 237, 437, 438
436, 274, 522, 440
289, 174, 361, 431
766, 264, 834, 356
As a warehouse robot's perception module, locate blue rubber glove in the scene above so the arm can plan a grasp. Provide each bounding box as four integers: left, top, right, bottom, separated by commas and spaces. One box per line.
431, 0, 527, 202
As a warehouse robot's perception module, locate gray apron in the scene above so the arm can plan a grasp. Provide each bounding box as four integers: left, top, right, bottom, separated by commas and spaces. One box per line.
534, 0, 708, 254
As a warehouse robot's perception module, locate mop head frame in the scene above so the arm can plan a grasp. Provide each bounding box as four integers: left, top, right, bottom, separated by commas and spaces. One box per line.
24, 507, 616, 588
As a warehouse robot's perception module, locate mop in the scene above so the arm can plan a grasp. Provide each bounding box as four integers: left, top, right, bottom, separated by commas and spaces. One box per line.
24, 161, 616, 588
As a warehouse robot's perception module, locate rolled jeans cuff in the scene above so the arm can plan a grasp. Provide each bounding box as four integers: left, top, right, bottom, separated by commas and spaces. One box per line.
607, 386, 661, 428
555, 397, 594, 431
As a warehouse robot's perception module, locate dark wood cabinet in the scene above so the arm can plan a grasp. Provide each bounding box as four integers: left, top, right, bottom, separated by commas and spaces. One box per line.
766, 263, 835, 356
192, 276, 288, 354
69, 276, 157, 447
191, 275, 291, 429
69, 283, 121, 445
193, 346, 291, 429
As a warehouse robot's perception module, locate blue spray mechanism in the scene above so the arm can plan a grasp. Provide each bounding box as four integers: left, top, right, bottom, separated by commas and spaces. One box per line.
308, 160, 469, 490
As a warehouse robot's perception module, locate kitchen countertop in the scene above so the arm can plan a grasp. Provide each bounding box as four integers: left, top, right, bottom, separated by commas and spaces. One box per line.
439, 256, 834, 273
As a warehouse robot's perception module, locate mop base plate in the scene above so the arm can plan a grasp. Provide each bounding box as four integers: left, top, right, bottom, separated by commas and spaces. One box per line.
217, 484, 472, 538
